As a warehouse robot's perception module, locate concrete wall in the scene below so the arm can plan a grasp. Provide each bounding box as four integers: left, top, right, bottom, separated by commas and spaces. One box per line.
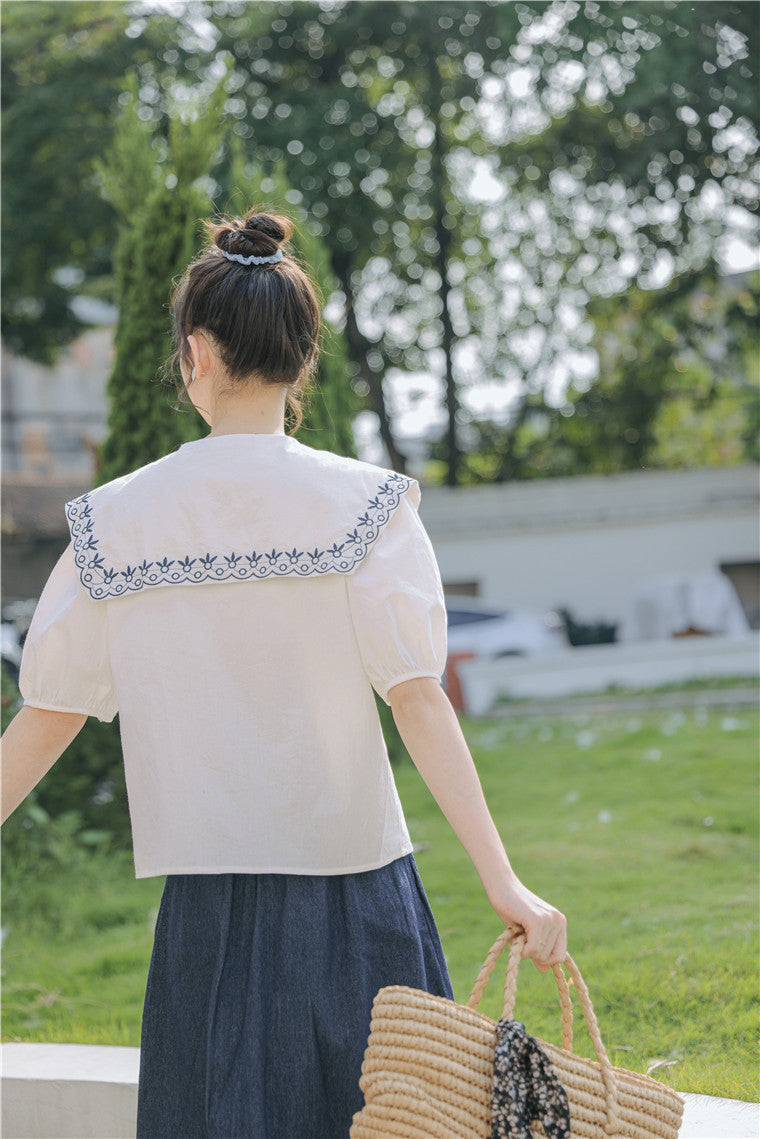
419, 465, 759, 627
1, 1044, 138, 1139
458, 633, 760, 715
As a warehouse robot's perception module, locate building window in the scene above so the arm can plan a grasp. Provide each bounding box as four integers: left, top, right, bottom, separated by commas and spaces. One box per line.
720, 561, 760, 629
442, 581, 479, 598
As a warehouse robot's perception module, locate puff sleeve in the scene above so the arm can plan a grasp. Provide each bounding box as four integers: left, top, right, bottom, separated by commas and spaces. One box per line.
346, 487, 447, 704
19, 544, 118, 723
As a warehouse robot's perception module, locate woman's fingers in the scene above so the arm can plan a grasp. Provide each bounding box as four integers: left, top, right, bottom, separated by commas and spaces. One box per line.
522, 911, 568, 971
488, 877, 567, 970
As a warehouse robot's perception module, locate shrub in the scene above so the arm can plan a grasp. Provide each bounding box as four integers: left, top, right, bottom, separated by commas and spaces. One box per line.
1, 667, 131, 867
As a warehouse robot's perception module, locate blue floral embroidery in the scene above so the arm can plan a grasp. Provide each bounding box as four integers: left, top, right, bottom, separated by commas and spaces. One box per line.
65, 472, 412, 600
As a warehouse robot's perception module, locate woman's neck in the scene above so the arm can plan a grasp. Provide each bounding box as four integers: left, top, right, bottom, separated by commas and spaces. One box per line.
208, 384, 287, 436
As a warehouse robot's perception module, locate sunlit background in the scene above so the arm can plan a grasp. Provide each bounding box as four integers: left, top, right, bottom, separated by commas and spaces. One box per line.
1, 9, 759, 1127
2, 0, 758, 672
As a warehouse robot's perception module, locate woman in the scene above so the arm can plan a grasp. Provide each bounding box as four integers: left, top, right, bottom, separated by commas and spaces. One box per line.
1, 208, 566, 1138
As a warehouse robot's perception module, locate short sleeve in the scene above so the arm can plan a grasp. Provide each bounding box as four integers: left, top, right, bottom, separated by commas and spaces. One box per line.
346, 490, 447, 704
19, 544, 118, 723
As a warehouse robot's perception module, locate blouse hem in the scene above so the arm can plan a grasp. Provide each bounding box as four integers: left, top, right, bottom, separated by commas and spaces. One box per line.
22, 697, 115, 722
381, 670, 443, 704
133, 844, 415, 880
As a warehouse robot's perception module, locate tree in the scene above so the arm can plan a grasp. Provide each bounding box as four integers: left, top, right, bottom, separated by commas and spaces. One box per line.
513, 1, 758, 258
436, 0, 760, 480
481, 268, 760, 480
97, 85, 359, 483
649, 275, 760, 468
207, 1, 529, 483
582, 269, 759, 473
225, 141, 358, 457
95, 74, 226, 484
3, 1, 758, 482
193, 0, 760, 482
0, 1, 182, 361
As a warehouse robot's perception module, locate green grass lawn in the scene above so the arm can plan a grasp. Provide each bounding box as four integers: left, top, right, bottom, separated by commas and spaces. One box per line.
2, 700, 757, 1100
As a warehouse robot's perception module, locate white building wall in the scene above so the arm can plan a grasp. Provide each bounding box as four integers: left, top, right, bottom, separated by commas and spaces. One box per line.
2, 327, 113, 476
431, 513, 756, 623
419, 465, 759, 626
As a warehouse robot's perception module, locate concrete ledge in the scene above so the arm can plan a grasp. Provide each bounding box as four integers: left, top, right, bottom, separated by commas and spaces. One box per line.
680, 1092, 760, 1138
458, 633, 760, 715
1, 1044, 138, 1139
2, 1044, 758, 1138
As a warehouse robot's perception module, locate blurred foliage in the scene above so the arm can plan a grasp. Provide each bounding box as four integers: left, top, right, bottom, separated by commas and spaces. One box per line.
507, 2, 758, 244
225, 140, 359, 456
205, 1, 531, 480
448, 269, 759, 480
1, 1, 758, 482
0, 2, 183, 362
558, 268, 759, 476
96, 76, 358, 482
205, 0, 759, 482
1, 666, 132, 864
94, 73, 224, 483
649, 274, 760, 468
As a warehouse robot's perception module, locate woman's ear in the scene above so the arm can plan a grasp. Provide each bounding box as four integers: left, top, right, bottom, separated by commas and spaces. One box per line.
186, 333, 204, 378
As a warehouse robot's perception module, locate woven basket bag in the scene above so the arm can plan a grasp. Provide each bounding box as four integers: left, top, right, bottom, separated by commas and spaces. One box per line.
350, 928, 684, 1139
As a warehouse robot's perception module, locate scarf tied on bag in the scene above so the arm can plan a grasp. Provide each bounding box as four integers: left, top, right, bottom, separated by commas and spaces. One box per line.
491, 1018, 572, 1139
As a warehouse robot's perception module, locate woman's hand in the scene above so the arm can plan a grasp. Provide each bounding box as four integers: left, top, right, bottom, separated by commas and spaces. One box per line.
487, 875, 567, 972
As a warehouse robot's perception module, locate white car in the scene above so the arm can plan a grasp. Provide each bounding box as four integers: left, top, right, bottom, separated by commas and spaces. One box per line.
445, 600, 568, 658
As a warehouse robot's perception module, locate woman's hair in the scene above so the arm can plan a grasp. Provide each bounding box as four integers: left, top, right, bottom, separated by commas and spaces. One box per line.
169, 207, 322, 432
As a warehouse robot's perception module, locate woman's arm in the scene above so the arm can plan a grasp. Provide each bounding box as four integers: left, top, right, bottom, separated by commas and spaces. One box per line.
389, 676, 566, 971
1, 706, 87, 823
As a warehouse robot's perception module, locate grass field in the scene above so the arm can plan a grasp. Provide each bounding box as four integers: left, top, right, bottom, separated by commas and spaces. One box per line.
2, 699, 758, 1101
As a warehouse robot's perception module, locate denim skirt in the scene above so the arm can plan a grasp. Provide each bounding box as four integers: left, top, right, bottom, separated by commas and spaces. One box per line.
136, 854, 454, 1139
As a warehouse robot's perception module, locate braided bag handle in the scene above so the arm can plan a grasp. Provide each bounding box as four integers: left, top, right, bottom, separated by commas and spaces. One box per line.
465, 928, 621, 1136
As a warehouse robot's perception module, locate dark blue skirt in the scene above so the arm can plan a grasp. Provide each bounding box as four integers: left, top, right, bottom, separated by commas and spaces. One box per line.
136, 854, 454, 1139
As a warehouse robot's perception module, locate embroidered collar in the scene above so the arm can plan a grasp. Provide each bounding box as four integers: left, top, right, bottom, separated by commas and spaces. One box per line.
65, 438, 416, 600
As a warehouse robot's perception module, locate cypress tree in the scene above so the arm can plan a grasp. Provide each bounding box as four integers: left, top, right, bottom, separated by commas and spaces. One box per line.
226, 143, 358, 457
95, 77, 226, 484
97, 84, 357, 483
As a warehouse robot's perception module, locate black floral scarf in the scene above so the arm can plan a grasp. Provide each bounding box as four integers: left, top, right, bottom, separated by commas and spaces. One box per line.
491, 1018, 572, 1139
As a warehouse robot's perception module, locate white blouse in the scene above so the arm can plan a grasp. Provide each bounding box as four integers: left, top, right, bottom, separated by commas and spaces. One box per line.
19, 434, 448, 879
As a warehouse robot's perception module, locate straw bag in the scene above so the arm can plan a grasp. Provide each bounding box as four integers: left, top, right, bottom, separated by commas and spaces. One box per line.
350, 927, 684, 1139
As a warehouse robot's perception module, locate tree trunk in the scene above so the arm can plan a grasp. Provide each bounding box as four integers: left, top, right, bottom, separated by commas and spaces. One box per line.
493, 393, 530, 483
335, 261, 407, 473
494, 309, 556, 482
431, 108, 460, 487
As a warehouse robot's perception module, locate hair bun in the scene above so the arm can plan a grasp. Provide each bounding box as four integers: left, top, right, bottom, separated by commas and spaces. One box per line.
213, 209, 293, 260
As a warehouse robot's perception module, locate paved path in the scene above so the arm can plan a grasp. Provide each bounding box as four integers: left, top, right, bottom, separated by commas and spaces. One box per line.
680, 1092, 759, 1138
491, 685, 759, 719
